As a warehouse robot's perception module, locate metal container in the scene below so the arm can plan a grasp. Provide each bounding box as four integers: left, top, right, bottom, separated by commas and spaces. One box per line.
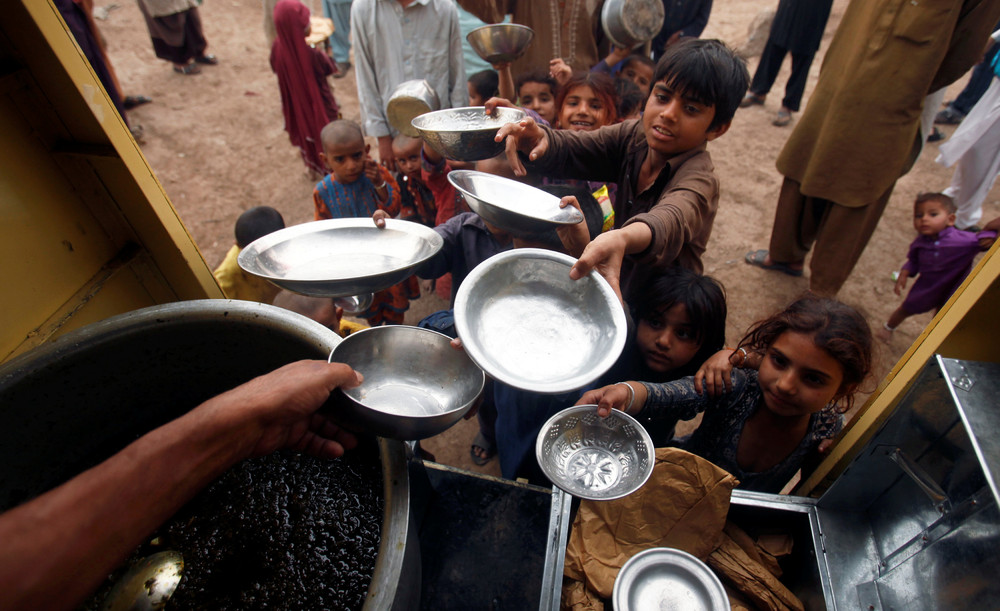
454, 248, 628, 394
447, 169, 585, 234
613, 547, 729, 611
0, 300, 419, 610
411, 106, 525, 162
386, 79, 440, 137
601, 0, 665, 49
328, 326, 485, 440
536, 405, 654, 501
726, 356, 1000, 609
466, 24, 535, 64
238, 218, 444, 298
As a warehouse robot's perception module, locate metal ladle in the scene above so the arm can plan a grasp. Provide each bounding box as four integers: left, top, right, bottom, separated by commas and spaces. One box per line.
102, 550, 184, 611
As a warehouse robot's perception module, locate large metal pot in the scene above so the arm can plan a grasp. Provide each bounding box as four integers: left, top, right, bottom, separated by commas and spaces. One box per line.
386, 79, 440, 137
0, 299, 418, 610
601, 0, 665, 49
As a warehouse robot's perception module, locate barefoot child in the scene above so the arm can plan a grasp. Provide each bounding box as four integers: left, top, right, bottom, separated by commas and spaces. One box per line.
313, 119, 418, 325
880, 192, 997, 340
495, 39, 749, 298
580, 295, 872, 493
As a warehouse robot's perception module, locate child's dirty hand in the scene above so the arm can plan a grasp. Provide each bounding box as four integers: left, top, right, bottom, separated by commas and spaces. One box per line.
694, 350, 736, 397
548, 58, 571, 86
555, 196, 590, 257
494, 114, 548, 176
372, 209, 391, 228
577, 383, 636, 418
364, 156, 382, 183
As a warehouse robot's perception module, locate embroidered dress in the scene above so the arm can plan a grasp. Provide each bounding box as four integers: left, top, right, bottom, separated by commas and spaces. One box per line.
640, 369, 842, 493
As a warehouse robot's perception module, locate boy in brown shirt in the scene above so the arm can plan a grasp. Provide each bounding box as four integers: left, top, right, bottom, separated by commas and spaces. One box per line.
494, 39, 748, 299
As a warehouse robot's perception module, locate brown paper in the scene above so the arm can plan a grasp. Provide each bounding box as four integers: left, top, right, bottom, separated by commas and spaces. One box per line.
561, 448, 739, 607
708, 533, 804, 611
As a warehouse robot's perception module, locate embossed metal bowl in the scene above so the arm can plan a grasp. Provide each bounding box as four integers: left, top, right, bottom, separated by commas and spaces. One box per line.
466, 23, 535, 64
328, 326, 485, 440
613, 548, 729, 611
536, 405, 654, 500
238, 218, 443, 298
411, 106, 525, 161
447, 170, 585, 234
453, 248, 627, 394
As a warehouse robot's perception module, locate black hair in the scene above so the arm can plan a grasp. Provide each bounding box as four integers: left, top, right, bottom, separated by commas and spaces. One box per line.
615, 77, 646, 119
555, 71, 619, 126
515, 69, 558, 99
915, 191, 957, 214
652, 38, 749, 131
737, 294, 873, 412
518, 184, 604, 250
468, 69, 500, 102
621, 54, 655, 74
235, 206, 285, 248
629, 267, 727, 377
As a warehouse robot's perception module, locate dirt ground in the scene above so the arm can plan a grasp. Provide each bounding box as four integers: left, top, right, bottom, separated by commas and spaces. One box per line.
98, 0, 998, 477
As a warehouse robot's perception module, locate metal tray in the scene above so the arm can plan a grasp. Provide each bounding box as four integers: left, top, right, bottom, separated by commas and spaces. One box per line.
238, 218, 443, 298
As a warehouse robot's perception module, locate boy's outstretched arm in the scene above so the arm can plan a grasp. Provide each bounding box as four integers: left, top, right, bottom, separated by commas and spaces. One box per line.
488, 96, 549, 176
569, 223, 653, 303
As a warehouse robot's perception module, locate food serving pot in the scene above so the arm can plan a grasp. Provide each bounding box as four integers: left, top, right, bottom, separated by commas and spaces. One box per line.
601, 0, 665, 49
0, 299, 419, 610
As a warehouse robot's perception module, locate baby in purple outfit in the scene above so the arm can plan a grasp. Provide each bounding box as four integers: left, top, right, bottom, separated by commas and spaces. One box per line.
880, 192, 997, 341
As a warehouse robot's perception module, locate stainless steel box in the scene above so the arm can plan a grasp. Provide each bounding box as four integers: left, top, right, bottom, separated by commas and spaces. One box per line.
729, 356, 1000, 610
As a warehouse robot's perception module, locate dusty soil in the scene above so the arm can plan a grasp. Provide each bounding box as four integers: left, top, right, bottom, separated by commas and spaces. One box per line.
99, 0, 997, 477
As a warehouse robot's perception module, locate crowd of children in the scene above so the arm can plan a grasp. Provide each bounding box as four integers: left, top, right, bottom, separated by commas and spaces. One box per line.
227, 13, 1000, 496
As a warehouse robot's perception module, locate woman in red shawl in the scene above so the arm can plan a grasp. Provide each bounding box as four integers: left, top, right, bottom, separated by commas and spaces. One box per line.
270, 0, 341, 177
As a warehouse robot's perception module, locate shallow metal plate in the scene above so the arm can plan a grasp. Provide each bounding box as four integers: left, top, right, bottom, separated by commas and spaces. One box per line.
411, 106, 525, 162
238, 218, 443, 298
453, 248, 627, 394
448, 170, 585, 234
536, 405, 654, 501
613, 548, 729, 611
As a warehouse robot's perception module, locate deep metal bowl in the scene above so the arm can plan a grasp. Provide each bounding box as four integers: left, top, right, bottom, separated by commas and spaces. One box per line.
453, 249, 627, 394
238, 218, 443, 298
411, 106, 525, 162
466, 23, 535, 64
601, 0, 665, 49
386, 79, 440, 137
535, 405, 654, 500
613, 548, 729, 611
328, 326, 485, 440
447, 170, 585, 234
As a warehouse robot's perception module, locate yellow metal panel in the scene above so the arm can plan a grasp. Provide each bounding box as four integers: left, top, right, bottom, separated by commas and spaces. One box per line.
798, 245, 1000, 495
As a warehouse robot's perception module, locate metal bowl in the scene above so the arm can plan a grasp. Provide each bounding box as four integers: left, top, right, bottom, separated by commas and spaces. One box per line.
453, 249, 627, 394
328, 326, 485, 440
411, 106, 525, 162
447, 170, 584, 234
386, 79, 440, 137
238, 218, 443, 298
613, 548, 729, 611
601, 0, 665, 49
466, 23, 535, 64
535, 405, 654, 500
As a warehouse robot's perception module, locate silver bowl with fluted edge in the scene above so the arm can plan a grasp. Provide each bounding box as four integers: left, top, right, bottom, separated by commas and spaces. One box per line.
238, 218, 443, 298
535, 405, 654, 500
447, 169, 585, 234
466, 23, 535, 64
328, 326, 485, 440
411, 106, 525, 161
454, 248, 627, 394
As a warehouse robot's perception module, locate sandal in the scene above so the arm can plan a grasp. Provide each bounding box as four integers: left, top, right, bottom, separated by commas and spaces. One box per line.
739, 93, 765, 108
745, 249, 803, 276
195, 54, 219, 65
173, 62, 201, 75
123, 95, 152, 109
470, 432, 496, 466
773, 108, 792, 126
